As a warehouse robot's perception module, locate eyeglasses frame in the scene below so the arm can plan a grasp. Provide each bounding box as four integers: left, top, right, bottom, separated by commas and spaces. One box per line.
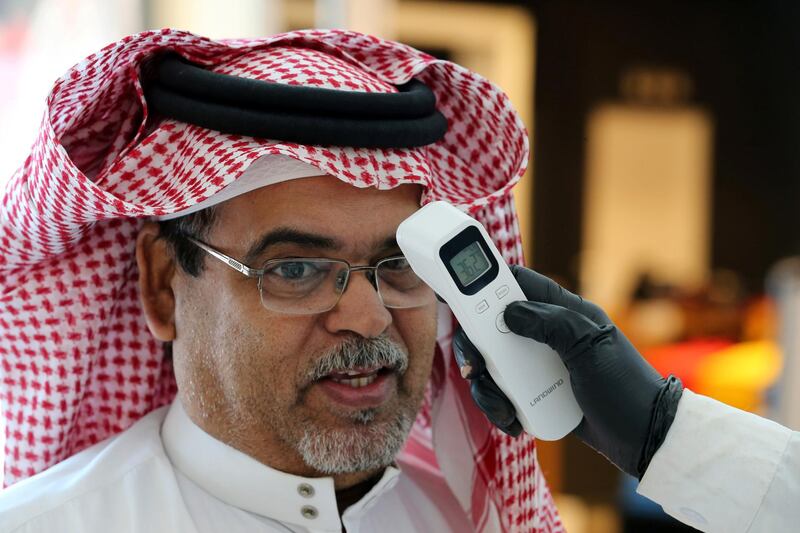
182, 235, 429, 313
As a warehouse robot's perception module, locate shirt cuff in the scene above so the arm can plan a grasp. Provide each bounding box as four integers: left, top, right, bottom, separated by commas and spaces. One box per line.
637, 389, 792, 532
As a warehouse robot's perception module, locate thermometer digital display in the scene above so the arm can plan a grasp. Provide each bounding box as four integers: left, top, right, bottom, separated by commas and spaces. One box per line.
449, 242, 491, 286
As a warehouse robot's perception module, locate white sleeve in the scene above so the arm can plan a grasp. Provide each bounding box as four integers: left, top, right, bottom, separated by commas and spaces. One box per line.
747, 430, 800, 531
636, 389, 796, 533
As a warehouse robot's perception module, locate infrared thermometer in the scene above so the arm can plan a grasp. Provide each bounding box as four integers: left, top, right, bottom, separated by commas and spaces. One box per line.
397, 201, 582, 440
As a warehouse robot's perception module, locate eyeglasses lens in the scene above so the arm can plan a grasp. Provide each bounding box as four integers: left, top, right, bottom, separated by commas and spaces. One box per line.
258, 258, 434, 314
376, 257, 434, 309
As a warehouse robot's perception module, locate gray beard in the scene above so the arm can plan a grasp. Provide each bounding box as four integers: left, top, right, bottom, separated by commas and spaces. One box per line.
292, 335, 415, 474
296, 410, 414, 474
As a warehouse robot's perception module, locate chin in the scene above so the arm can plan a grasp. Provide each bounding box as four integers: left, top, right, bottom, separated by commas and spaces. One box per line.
295, 411, 414, 475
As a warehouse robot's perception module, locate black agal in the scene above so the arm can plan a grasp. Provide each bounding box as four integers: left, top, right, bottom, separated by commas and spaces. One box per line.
144, 54, 448, 148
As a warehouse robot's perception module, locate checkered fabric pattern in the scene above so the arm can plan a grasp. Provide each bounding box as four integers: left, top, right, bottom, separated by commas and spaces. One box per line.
0, 29, 563, 531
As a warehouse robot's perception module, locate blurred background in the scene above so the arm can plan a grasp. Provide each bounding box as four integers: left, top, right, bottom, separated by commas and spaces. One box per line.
1, 1, 799, 531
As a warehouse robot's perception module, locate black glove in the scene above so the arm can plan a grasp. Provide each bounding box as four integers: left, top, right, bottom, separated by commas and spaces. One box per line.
452, 265, 684, 479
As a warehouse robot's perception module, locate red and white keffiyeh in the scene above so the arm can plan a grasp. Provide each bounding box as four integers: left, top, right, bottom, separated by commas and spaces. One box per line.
0, 28, 562, 531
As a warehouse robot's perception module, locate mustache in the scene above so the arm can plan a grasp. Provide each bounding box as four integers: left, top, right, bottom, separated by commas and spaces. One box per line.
306, 335, 409, 382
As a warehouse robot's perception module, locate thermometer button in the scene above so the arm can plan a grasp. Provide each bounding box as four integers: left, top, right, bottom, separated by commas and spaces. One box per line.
475, 300, 489, 314
496, 311, 510, 333
495, 285, 509, 299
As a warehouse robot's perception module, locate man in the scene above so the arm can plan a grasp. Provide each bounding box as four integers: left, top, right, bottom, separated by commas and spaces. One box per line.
0, 29, 560, 532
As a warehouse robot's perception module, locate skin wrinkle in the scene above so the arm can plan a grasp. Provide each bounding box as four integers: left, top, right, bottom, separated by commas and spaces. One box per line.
138, 175, 438, 492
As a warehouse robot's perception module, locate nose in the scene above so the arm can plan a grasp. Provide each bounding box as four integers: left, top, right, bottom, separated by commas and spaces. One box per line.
322, 269, 392, 338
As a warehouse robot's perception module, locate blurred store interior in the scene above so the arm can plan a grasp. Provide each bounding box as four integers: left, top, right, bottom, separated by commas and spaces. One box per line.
1, 1, 799, 531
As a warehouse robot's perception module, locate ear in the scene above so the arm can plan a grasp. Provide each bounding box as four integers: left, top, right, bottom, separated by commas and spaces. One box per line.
136, 221, 177, 341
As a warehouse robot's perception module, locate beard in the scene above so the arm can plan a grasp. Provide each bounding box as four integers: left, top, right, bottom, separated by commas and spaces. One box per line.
287, 335, 419, 475
296, 409, 414, 474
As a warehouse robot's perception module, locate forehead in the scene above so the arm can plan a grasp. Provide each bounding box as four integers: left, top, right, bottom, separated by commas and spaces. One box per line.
211, 175, 423, 252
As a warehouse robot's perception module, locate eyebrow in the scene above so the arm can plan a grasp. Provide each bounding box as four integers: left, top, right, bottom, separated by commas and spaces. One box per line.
243, 227, 400, 265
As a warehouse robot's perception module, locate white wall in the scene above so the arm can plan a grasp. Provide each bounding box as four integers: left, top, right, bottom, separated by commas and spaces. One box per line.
580, 104, 713, 313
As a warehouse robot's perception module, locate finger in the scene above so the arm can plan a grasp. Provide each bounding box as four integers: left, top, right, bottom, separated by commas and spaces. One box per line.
452, 327, 486, 379
470, 374, 518, 429
500, 418, 523, 438
509, 265, 610, 325
503, 300, 612, 366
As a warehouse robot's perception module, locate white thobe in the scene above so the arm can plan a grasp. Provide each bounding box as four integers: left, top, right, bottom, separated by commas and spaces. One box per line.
638, 389, 800, 532
0, 400, 473, 533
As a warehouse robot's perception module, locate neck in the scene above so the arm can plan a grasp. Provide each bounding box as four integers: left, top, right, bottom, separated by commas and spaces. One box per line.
335, 470, 384, 514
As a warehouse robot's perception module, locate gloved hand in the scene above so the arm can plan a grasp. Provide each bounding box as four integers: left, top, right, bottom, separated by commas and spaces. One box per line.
453, 265, 684, 479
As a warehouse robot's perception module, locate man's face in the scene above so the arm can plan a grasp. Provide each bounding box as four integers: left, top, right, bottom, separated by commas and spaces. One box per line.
169, 176, 438, 478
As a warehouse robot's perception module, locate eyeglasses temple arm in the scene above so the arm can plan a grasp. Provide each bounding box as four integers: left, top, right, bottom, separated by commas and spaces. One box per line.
184, 236, 262, 278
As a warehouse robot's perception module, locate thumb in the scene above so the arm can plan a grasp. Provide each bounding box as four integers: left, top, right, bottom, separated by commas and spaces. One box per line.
503, 300, 608, 365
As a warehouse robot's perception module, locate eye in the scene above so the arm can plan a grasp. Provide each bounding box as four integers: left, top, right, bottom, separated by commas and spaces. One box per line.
381, 256, 411, 271
378, 256, 422, 292
268, 261, 324, 281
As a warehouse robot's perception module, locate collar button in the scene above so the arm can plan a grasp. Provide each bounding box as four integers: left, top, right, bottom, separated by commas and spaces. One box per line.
298, 483, 315, 498
301, 505, 318, 520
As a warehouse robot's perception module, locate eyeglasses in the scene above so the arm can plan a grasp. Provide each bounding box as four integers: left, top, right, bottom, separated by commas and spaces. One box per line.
184, 236, 435, 315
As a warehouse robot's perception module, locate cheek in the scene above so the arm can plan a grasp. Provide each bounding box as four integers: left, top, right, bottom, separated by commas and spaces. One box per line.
394, 304, 438, 387
219, 316, 318, 394
174, 277, 319, 406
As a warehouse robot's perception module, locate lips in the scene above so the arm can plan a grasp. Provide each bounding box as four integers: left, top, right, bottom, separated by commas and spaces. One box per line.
326, 367, 384, 388
315, 366, 397, 409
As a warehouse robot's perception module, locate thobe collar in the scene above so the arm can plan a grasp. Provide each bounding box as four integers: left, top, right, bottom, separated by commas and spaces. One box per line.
161, 399, 401, 531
